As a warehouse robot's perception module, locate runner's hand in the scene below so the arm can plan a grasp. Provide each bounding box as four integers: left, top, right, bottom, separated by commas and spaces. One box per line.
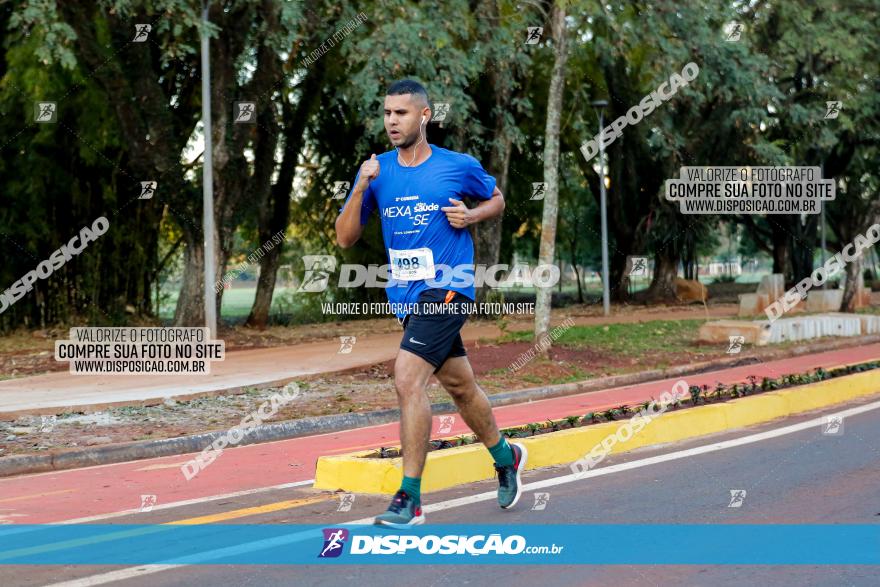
441, 198, 475, 228
356, 154, 380, 191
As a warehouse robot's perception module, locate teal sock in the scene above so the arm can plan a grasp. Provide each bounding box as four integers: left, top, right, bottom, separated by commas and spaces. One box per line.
400, 476, 421, 504
489, 437, 514, 467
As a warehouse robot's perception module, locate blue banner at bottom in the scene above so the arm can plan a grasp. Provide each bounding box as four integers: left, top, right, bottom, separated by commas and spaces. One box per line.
0, 524, 878, 565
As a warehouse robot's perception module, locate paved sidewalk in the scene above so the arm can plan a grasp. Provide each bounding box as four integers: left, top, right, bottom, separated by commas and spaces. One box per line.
0, 324, 498, 415
0, 343, 877, 524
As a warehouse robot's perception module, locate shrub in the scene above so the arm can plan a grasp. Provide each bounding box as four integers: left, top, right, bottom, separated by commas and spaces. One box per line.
745, 375, 757, 393
689, 385, 702, 405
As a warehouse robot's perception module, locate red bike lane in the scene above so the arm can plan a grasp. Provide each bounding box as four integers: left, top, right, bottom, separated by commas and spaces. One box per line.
0, 343, 877, 524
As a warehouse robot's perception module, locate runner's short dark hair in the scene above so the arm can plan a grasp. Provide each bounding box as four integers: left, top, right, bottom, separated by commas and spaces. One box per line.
386, 79, 430, 108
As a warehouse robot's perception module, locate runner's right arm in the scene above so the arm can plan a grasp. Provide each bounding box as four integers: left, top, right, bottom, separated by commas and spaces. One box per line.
336, 154, 380, 248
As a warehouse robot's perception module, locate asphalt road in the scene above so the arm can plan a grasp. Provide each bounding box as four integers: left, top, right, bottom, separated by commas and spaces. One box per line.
4, 394, 879, 587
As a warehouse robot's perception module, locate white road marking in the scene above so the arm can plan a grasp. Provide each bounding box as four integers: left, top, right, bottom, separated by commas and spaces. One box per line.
134, 462, 192, 471
41, 565, 185, 586
11, 480, 316, 527
37, 397, 880, 586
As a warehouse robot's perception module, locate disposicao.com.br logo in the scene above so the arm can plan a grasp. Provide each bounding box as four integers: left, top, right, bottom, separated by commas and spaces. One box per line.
317, 528, 563, 558
298, 258, 561, 292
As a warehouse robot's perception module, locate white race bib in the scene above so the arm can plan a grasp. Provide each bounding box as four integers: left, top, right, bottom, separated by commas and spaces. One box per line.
389, 248, 435, 281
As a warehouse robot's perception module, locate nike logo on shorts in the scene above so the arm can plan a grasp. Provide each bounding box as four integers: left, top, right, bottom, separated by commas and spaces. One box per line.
409, 337, 427, 345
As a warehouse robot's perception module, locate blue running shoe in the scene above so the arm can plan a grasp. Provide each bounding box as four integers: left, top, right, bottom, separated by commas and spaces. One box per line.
374, 490, 425, 528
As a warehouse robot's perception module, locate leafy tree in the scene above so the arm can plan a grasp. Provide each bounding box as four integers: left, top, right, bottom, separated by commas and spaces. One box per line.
742, 0, 880, 286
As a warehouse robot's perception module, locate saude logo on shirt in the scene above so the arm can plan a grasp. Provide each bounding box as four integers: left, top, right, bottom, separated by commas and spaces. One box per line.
382, 197, 439, 226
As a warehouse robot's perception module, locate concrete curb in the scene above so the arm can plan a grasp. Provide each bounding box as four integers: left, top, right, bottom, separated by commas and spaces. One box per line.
313, 368, 880, 494
1, 334, 875, 478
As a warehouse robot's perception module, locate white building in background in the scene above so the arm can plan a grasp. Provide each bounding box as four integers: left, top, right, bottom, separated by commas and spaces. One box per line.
706, 259, 742, 276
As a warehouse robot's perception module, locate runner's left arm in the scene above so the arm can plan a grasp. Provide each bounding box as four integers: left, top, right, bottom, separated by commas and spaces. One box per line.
476, 185, 505, 221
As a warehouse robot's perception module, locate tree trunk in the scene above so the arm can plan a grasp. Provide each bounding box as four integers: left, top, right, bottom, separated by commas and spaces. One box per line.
471, 0, 514, 303
247, 244, 281, 327
204, 2, 284, 327
646, 246, 679, 302
245, 11, 326, 328
557, 260, 563, 292
787, 215, 818, 282
171, 222, 221, 327
471, 130, 510, 280
570, 238, 584, 303
174, 230, 206, 325
600, 245, 632, 303
770, 222, 789, 277
534, 0, 568, 346
841, 255, 862, 312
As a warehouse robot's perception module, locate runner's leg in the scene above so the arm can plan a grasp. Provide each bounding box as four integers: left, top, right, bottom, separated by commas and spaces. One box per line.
435, 354, 527, 509
372, 347, 434, 527
433, 355, 500, 447
394, 348, 436, 479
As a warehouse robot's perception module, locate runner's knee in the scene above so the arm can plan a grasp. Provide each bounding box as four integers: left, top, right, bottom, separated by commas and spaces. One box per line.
438, 372, 474, 400
394, 376, 427, 401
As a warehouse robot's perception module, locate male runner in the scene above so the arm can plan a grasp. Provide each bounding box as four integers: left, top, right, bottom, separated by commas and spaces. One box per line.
335, 79, 526, 527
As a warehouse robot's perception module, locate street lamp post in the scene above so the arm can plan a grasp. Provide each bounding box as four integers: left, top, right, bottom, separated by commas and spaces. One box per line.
201, 1, 217, 338
591, 100, 611, 316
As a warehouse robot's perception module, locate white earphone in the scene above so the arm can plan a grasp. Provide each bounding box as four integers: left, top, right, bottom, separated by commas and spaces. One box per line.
421, 115, 426, 124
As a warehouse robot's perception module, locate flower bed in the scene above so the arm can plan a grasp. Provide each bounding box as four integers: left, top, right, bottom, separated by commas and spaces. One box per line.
368, 360, 880, 458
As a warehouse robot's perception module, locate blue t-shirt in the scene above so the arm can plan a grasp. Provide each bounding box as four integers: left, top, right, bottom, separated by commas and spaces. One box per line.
340, 145, 496, 318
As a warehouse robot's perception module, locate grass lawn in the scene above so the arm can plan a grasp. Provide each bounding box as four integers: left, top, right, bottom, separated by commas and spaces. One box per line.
501, 320, 703, 357
159, 286, 299, 320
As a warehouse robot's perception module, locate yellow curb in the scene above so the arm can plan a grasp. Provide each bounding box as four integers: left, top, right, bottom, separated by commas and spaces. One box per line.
313, 369, 880, 495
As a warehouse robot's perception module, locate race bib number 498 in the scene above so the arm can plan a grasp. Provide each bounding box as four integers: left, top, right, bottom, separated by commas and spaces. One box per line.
389, 247, 435, 281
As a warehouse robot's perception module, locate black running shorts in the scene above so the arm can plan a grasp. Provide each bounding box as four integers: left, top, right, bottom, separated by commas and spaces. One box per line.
399, 288, 472, 372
